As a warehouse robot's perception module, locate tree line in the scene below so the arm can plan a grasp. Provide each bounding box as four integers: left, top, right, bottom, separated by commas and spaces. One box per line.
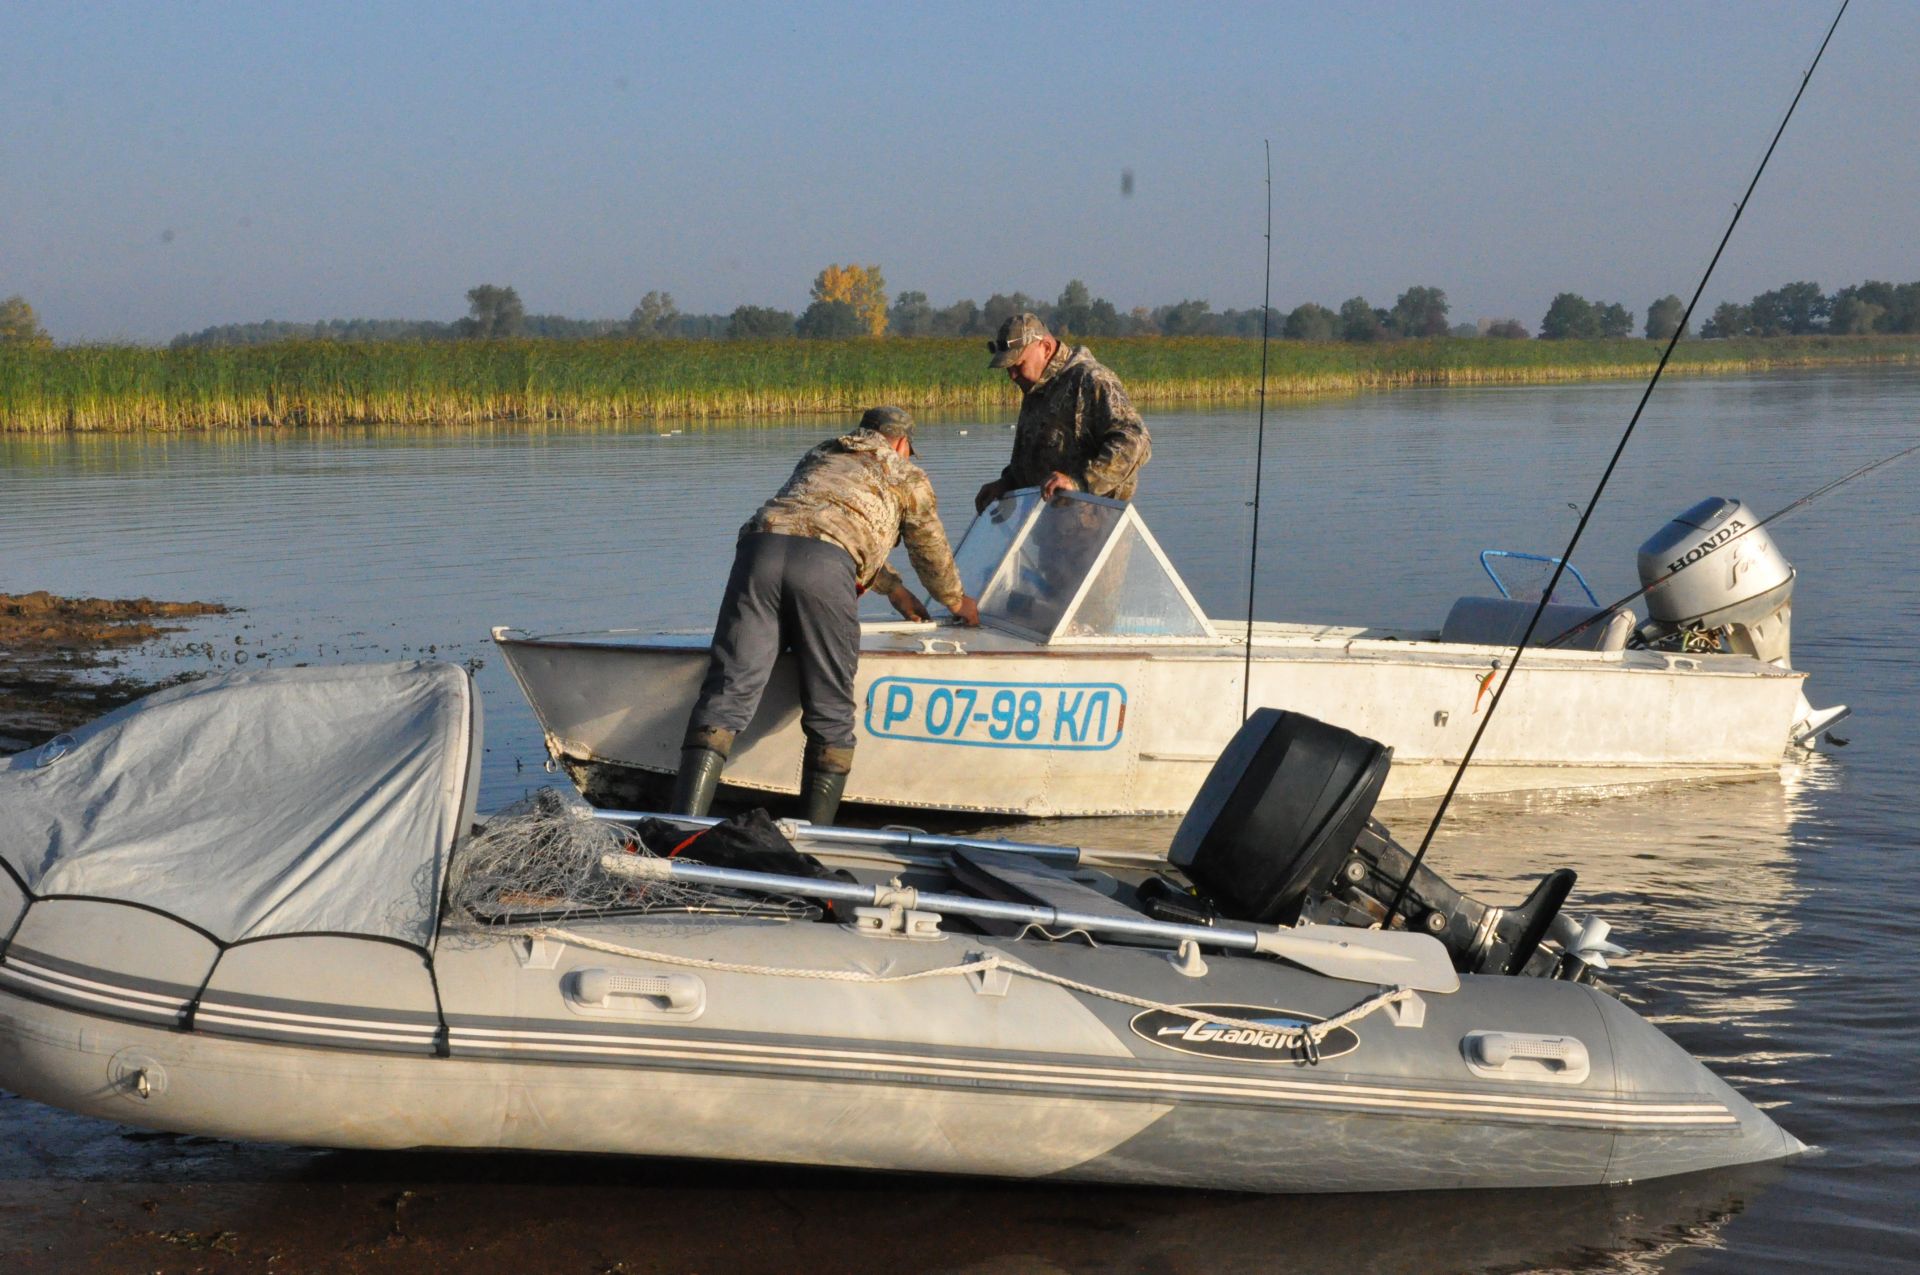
7, 275, 1917, 351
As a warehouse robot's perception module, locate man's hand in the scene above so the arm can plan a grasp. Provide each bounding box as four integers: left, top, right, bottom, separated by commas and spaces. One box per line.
973, 479, 1009, 514
886, 585, 930, 622
1041, 471, 1080, 501
952, 595, 981, 627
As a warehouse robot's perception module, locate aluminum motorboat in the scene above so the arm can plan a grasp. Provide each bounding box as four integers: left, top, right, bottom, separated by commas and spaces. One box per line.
495, 490, 1847, 816
0, 662, 1803, 1192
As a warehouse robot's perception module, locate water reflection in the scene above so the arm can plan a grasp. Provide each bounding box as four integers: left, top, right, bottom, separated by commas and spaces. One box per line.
4, 368, 1918, 1272
0, 1131, 1786, 1274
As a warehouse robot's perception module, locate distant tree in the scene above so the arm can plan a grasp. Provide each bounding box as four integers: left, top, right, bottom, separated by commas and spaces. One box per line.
1155, 298, 1213, 336
1282, 303, 1336, 341
888, 291, 934, 337
1338, 296, 1382, 342
1595, 302, 1633, 339
1388, 286, 1450, 338
1700, 302, 1752, 338
1212, 307, 1272, 338
931, 298, 982, 337
522, 314, 627, 339
1483, 318, 1530, 339
727, 305, 796, 340
981, 292, 1041, 333
1748, 281, 1827, 335
1538, 293, 1599, 340
811, 264, 888, 336
0, 295, 52, 347
795, 299, 864, 339
460, 284, 524, 339
1052, 279, 1094, 336
1827, 290, 1884, 335
627, 290, 679, 338
669, 313, 729, 340
1082, 297, 1124, 337
1645, 295, 1687, 341
1836, 279, 1920, 333
1448, 322, 1479, 339
1887, 282, 1920, 333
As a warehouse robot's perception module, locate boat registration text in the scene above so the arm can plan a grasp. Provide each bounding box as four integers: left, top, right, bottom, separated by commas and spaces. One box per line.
863, 677, 1127, 751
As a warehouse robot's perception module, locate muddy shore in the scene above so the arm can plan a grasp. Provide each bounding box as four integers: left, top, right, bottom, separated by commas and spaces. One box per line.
0, 591, 229, 752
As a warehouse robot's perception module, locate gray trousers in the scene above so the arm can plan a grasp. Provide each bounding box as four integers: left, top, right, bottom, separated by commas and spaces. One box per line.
687, 533, 860, 750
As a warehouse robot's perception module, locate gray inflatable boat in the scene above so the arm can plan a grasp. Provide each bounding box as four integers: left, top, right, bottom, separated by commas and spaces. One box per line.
0, 662, 1803, 1192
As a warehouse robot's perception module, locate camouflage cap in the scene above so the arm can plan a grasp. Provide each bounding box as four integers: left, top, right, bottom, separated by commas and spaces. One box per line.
858, 404, 917, 454
987, 312, 1054, 368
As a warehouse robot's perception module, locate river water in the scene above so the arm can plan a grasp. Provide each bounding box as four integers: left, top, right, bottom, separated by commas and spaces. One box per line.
2, 367, 1915, 1271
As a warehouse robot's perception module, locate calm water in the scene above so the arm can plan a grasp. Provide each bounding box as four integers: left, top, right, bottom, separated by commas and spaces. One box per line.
2, 367, 1916, 1271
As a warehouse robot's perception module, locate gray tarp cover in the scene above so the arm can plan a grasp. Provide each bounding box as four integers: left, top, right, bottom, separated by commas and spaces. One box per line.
0, 662, 475, 948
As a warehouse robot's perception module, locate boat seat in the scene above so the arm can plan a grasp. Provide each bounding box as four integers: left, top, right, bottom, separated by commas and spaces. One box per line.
949, 849, 1145, 935
1438, 597, 1633, 652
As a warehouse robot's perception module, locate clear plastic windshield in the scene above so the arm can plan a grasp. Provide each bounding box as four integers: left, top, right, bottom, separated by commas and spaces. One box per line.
982, 497, 1124, 637
954, 490, 1041, 598
1064, 522, 1214, 639
951, 490, 1216, 643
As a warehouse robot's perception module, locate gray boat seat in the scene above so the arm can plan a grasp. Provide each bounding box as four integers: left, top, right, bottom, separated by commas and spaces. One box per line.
1439, 597, 1633, 652
949, 849, 1144, 936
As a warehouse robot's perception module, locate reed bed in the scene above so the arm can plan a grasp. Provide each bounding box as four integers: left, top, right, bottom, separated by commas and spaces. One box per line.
4, 335, 1916, 433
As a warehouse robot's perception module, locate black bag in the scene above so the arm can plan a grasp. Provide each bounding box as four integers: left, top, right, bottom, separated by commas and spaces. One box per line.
632, 808, 826, 879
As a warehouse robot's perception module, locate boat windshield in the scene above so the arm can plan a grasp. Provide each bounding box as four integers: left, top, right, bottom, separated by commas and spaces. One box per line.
952, 490, 1217, 644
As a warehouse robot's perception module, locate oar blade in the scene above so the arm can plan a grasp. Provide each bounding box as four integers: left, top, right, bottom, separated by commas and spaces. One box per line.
1253, 925, 1460, 994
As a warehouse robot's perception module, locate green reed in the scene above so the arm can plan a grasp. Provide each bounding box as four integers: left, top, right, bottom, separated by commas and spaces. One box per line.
3, 335, 1916, 432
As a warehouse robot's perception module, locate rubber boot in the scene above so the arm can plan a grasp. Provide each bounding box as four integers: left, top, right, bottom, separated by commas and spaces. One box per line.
670, 726, 735, 818
799, 742, 855, 826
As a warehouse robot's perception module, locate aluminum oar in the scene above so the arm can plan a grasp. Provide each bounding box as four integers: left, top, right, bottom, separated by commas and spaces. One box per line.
599, 853, 1460, 994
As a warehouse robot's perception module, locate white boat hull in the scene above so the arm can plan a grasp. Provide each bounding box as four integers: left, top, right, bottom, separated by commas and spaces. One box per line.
494, 623, 1813, 816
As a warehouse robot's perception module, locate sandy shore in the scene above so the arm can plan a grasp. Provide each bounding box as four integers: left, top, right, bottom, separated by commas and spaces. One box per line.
0, 591, 229, 753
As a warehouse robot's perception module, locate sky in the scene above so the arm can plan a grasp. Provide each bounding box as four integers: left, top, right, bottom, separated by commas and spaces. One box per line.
2, 1, 1913, 344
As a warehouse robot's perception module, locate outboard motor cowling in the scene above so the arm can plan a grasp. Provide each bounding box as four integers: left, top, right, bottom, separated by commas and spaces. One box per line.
1637, 497, 1795, 665
1169, 709, 1579, 977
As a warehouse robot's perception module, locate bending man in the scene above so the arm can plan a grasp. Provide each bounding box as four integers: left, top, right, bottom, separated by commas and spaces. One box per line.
975, 312, 1151, 512
674, 406, 979, 825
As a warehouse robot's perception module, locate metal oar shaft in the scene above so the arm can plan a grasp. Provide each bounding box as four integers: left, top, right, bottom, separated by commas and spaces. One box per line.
600, 853, 1250, 950
589, 808, 1084, 863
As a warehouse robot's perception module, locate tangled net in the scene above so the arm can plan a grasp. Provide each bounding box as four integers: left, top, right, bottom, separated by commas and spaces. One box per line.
443, 788, 813, 927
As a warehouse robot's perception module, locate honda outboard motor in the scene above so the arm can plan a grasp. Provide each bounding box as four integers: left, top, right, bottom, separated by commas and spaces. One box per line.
1637, 497, 1795, 665
1169, 709, 1579, 978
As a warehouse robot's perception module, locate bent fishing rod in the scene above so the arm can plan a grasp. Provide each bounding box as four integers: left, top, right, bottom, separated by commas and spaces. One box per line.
1541, 437, 1920, 649
1382, 0, 1851, 930
1241, 139, 1274, 721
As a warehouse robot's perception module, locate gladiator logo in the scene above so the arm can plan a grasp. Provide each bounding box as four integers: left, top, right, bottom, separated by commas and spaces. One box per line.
1666, 519, 1747, 575
1130, 1003, 1360, 1063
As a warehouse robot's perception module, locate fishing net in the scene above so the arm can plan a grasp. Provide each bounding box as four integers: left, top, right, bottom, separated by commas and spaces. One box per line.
443, 788, 815, 928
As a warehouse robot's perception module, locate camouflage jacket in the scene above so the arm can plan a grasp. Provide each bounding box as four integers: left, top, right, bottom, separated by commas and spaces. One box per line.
1000, 345, 1151, 500
744, 432, 965, 609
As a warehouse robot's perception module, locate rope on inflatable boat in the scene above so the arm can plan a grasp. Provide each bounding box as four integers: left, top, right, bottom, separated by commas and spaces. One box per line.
526, 925, 1414, 1061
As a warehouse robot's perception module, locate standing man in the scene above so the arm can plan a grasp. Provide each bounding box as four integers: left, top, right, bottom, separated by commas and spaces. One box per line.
974, 312, 1151, 512
673, 407, 980, 825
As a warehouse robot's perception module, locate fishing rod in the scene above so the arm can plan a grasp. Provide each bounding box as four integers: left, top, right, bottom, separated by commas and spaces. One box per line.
1541, 438, 1920, 649
1241, 140, 1274, 722
1382, 0, 1851, 930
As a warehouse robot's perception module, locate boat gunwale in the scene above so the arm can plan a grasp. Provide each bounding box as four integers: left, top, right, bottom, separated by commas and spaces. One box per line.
494, 628, 1801, 680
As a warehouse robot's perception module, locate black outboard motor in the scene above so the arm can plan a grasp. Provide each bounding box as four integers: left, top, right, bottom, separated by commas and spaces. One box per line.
1168, 709, 1574, 977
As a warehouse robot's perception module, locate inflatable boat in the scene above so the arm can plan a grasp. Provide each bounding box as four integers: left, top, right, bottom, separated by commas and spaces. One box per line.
0, 662, 1803, 1191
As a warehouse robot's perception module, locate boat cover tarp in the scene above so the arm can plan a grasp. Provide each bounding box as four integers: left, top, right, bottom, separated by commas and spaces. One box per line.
0, 662, 474, 948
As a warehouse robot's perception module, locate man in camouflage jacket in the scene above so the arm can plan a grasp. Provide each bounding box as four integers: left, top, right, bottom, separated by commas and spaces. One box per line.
975, 312, 1151, 512
674, 406, 979, 824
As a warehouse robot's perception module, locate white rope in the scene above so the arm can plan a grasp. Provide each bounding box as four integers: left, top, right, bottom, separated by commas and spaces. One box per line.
526, 925, 1413, 1058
